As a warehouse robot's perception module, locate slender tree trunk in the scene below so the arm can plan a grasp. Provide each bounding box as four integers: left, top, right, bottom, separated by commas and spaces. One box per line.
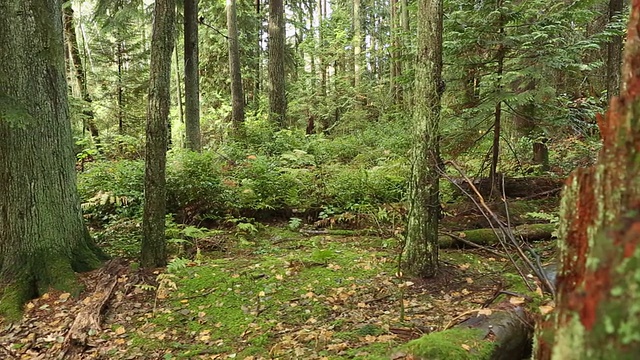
62, 4, 100, 142
400, 0, 410, 107
353, 0, 362, 88
142, 0, 175, 268
255, 0, 261, 106
318, 0, 326, 96
401, 0, 443, 278
0, 0, 106, 319
536, 3, 640, 357
174, 41, 184, 125
490, 3, 505, 196
184, 0, 201, 152
117, 41, 124, 134
390, 0, 398, 99
227, 0, 245, 133
606, 0, 624, 100
268, 0, 287, 126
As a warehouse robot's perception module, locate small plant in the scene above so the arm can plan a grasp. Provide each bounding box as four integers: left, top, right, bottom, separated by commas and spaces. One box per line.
288, 217, 303, 231
525, 211, 559, 224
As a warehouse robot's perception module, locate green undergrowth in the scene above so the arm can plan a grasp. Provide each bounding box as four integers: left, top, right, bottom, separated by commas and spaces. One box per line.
127, 233, 402, 359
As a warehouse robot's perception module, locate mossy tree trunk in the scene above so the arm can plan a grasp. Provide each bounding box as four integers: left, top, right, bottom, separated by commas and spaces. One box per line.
0, 0, 106, 319
142, 0, 175, 268
401, 0, 443, 278
536, 4, 640, 358
184, 0, 201, 152
268, 0, 287, 127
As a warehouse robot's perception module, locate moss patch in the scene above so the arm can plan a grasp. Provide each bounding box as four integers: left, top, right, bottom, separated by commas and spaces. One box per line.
400, 328, 496, 360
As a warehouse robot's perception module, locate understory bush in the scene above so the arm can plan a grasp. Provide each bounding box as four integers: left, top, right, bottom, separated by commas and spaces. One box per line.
77, 121, 411, 226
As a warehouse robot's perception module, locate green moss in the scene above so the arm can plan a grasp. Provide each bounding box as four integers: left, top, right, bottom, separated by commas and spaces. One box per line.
127, 235, 399, 358
400, 328, 496, 360
0, 281, 33, 321
35, 256, 83, 296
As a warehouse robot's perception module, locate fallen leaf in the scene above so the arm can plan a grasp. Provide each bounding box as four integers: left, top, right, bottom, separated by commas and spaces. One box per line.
539, 305, 554, 315
509, 297, 526, 305
477, 309, 493, 316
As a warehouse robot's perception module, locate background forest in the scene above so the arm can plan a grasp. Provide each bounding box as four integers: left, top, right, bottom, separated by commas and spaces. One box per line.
0, 0, 632, 358
72, 0, 619, 233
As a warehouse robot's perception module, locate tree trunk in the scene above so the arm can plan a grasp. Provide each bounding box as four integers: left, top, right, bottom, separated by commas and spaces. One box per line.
227, 0, 245, 133
62, 5, 99, 141
184, 0, 201, 152
117, 41, 124, 134
536, 4, 640, 358
401, 0, 443, 278
0, 0, 105, 319
318, 0, 326, 97
268, 0, 287, 126
400, 0, 410, 107
254, 0, 261, 106
142, 0, 175, 269
490, 4, 505, 197
174, 40, 184, 125
353, 0, 362, 88
606, 0, 624, 100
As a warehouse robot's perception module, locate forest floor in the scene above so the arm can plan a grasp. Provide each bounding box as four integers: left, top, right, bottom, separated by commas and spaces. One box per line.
0, 199, 557, 359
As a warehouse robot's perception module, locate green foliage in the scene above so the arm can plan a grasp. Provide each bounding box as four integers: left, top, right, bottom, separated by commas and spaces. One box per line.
166, 150, 227, 222
288, 217, 303, 231
525, 211, 559, 224
78, 160, 145, 221
441, 0, 620, 174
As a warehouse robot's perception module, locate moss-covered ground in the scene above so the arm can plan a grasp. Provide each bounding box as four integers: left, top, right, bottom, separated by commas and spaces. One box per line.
0, 225, 552, 359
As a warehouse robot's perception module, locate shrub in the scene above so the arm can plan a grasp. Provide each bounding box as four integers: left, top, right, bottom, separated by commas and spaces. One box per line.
166, 150, 228, 222
227, 156, 315, 212
78, 160, 145, 222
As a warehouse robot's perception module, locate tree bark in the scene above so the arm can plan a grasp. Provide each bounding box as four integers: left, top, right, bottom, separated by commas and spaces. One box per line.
536, 3, 640, 358
0, 0, 105, 319
184, 0, 201, 152
227, 0, 245, 133
268, 0, 287, 126
401, 0, 443, 278
142, 0, 175, 268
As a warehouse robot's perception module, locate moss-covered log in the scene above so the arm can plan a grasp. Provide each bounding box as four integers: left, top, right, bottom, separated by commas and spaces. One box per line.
455, 177, 563, 199
395, 305, 533, 360
535, 3, 640, 358
0, 0, 106, 320
439, 223, 556, 248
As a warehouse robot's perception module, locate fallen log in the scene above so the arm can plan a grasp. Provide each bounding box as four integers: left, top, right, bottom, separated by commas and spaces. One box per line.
60, 258, 127, 359
439, 223, 556, 248
392, 304, 534, 360
455, 176, 563, 199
